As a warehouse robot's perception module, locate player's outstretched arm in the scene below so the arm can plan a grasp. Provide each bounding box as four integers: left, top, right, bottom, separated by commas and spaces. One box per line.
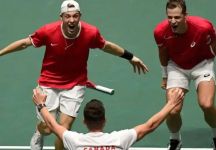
102, 41, 149, 74
0, 37, 32, 56
32, 89, 67, 140
134, 88, 184, 141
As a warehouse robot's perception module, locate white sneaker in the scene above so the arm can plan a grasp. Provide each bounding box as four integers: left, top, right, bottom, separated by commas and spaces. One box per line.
30, 131, 44, 150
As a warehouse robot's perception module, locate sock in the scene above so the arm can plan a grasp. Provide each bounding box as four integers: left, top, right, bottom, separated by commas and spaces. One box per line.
36, 130, 41, 135
170, 132, 181, 141
212, 128, 216, 138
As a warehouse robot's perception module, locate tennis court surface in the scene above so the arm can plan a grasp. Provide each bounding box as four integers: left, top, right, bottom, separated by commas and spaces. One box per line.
0, 0, 216, 149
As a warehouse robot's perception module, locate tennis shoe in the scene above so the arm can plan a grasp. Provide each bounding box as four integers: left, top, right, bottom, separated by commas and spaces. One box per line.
168, 139, 182, 150
30, 131, 44, 150
213, 137, 216, 150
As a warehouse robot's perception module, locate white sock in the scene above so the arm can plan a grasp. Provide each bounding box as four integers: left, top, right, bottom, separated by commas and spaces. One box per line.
36, 130, 41, 134
170, 132, 181, 141
212, 128, 216, 138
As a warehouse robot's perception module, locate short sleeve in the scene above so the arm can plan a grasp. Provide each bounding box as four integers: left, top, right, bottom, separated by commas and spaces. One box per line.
154, 27, 164, 48
90, 28, 106, 49
29, 25, 47, 47
63, 131, 79, 150
117, 129, 137, 149
205, 22, 216, 45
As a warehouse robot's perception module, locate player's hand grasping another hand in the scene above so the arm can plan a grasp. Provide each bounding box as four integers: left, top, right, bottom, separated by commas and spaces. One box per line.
167, 88, 184, 107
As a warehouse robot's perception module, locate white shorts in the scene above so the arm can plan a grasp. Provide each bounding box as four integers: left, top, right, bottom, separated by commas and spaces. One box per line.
167, 59, 215, 90
35, 85, 86, 122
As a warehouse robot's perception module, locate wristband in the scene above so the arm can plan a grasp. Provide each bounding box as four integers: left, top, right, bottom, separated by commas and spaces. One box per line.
120, 49, 133, 60
161, 65, 168, 78
37, 103, 46, 112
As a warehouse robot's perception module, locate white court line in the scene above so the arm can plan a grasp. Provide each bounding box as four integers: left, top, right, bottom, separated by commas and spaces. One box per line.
0, 146, 212, 150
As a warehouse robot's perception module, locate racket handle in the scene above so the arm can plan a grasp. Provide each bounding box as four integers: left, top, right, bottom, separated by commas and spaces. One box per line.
95, 85, 114, 95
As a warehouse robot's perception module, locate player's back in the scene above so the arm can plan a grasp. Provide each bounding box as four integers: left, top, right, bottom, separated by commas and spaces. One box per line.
63, 129, 137, 150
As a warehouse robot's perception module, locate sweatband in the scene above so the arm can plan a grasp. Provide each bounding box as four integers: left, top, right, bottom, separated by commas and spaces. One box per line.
120, 49, 133, 60
161, 65, 168, 78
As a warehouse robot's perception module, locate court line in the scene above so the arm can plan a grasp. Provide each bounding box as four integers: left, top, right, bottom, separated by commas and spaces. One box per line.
0, 146, 212, 150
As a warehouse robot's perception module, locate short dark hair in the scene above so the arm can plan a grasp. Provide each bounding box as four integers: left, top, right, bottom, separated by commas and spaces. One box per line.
84, 99, 105, 130
166, 0, 187, 15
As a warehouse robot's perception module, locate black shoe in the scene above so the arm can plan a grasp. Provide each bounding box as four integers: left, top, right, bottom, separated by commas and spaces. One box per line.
213, 138, 216, 150
168, 139, 182, 150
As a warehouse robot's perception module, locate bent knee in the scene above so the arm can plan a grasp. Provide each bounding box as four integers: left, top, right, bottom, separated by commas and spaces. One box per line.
169, 108, 181, 115
38, 122, 52, 135
200, 102, 214, 111
199, 97, 214, 110
168, 102, 182, 115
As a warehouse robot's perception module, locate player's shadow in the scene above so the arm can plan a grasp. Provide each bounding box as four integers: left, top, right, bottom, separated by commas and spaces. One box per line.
133, 127, 212, 148
182, 128, 212, 148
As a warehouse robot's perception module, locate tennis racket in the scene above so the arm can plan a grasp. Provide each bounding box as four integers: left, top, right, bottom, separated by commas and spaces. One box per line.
86, 80, 114, 95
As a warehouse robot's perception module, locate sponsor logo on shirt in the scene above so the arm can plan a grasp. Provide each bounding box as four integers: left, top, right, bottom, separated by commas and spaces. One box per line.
50, 43, 58, 46
204, 73, 210, 77
190, 41, 196, 48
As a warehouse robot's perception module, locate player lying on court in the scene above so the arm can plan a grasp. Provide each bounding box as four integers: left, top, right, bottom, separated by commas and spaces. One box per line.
0, 0, 148, 149
32, 88, 183, 150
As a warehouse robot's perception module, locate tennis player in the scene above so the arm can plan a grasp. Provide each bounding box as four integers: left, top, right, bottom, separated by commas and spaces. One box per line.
32, 88, 183, 150
0, 0, 148, 150
153, 0, 216, 149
